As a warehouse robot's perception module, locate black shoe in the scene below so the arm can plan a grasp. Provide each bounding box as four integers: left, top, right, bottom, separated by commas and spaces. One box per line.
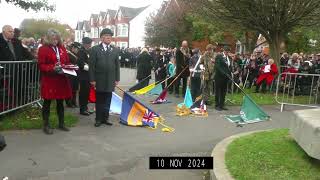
80, 111, 90, 116
43, 127, 53, 135
94, 121, 102, 127
58, 126, 70, 132
102, 120, 113, 126
215, 107, 222, 111
221, 107, 228, 111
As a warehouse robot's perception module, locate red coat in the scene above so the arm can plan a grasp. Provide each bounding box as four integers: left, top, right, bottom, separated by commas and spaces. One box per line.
256, 64, 278, 86
38, 45, 72, 100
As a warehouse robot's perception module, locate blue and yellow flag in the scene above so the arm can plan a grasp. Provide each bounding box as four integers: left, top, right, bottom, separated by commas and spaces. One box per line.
120, 92, 160, 128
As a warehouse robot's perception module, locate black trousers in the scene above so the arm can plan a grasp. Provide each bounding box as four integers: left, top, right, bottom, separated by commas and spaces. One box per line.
191, 77, 201, 101
95, 92, 112, 123
215, 79, 228, 108
42, 99, 64, 125
175, 77, 187, 96
79, 80, 90, 112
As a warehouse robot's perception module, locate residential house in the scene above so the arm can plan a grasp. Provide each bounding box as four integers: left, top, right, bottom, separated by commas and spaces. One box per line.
74, 6, 153, 48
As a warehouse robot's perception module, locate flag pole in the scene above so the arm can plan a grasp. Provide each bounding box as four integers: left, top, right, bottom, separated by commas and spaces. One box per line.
166, 66, 189, 89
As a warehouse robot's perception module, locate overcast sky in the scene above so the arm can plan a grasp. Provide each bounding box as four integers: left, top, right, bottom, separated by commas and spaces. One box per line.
0, 0, 163, 29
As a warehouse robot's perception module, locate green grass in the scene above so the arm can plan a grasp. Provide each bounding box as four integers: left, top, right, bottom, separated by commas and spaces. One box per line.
225, 129, 320, 180
0, 105, 78, 131
208, 88, 311, 106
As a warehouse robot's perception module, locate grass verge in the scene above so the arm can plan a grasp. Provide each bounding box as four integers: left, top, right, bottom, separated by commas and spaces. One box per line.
208, 88, 311, 106
0, 105, 78, 131
225, 129, 320, 180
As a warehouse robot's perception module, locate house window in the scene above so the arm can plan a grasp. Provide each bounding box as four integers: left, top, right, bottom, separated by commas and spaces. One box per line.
117, 24, 128, 37
107, 14, 110, 23
99, 16, 102, 24
91, 18, 93, 25
117, 42, 128, 48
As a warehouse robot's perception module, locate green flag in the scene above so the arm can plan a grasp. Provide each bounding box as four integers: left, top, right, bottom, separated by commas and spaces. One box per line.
225, 95, 270, 124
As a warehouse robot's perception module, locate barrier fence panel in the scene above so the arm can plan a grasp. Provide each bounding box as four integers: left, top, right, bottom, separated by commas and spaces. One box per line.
275, 72, 320, 112
0, 61, 41, 116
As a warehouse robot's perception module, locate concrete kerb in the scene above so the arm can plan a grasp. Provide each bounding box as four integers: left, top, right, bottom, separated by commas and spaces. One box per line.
210, 129, 274, 180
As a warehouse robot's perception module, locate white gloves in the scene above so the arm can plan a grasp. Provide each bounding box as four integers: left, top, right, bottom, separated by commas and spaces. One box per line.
200, 64, 205, 70
84, 64, 89, 71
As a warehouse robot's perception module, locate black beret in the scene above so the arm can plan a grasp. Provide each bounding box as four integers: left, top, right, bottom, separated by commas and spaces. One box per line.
82, 37, 92, 44
100, 28, 113, 37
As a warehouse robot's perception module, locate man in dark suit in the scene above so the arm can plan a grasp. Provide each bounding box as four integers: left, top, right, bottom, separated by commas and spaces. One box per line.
89, 28, 120, 127
78, 37, 93, 116
175, 40, 192, 98
0, 25, 33, 109
154, 48, 167, 89
0, 25, 33, 61
214, 46, 232, 111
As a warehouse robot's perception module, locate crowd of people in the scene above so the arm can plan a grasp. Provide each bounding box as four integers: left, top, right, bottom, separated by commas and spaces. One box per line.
1, 24, 320, 136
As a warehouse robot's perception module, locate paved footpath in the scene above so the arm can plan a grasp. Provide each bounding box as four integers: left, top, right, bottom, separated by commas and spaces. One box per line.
0, 68, 303, 180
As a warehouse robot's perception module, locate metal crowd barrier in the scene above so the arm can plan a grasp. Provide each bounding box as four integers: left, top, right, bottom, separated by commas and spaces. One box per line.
0, 61, 41, 115
275, 72, 320, 112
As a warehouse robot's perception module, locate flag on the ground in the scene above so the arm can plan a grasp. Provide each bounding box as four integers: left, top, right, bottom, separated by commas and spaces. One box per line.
148, 83, 163, 95
224, 95, 270, 124
191, 98, 208, 117
177, 87, 193, 108
120, 92, 160, 128
128, 78, 149, 92
133, 82, 156, 95
151, 89, 169, 104
109, 92, 122, 115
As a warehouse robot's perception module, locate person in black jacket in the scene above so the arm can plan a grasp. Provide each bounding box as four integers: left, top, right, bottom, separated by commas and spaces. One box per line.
154, 48, 167, 89
66, 42, 81, 108
136, 48, 153, 89
0, 25, 33, 61
0, 25, 33, 109
214, 46, 232, 111
78, 37, 93, 115
175, 40, 192, 98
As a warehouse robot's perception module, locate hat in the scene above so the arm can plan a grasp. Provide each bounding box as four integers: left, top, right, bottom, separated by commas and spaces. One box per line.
70, 42, 81, 49
82, 37, 92, 44
100, 28, 113, 37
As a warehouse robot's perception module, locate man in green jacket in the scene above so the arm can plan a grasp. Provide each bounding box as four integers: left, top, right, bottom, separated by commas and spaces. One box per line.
89, 28, 120, 127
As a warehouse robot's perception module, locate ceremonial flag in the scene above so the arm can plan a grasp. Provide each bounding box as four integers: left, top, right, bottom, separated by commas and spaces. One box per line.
109, 92, 122, 115
151, 89, 168, 104
120, 92, 160, 128
225, 95, 270, 125
128, 76, 150, 92
133, 82, 156, 95
148, 83, 163, 95
191, 98, 208, 116
177, 87, 193, 108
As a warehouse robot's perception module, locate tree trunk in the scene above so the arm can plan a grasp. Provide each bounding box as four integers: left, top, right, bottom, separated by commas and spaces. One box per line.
269, 32, 283, 71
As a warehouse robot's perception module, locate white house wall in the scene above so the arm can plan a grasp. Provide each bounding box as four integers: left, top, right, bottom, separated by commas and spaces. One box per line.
129, 6, 157, 48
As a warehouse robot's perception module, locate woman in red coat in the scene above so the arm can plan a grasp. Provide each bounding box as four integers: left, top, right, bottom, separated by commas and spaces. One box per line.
255, 59, 278, 93
38, 28, 72, 135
